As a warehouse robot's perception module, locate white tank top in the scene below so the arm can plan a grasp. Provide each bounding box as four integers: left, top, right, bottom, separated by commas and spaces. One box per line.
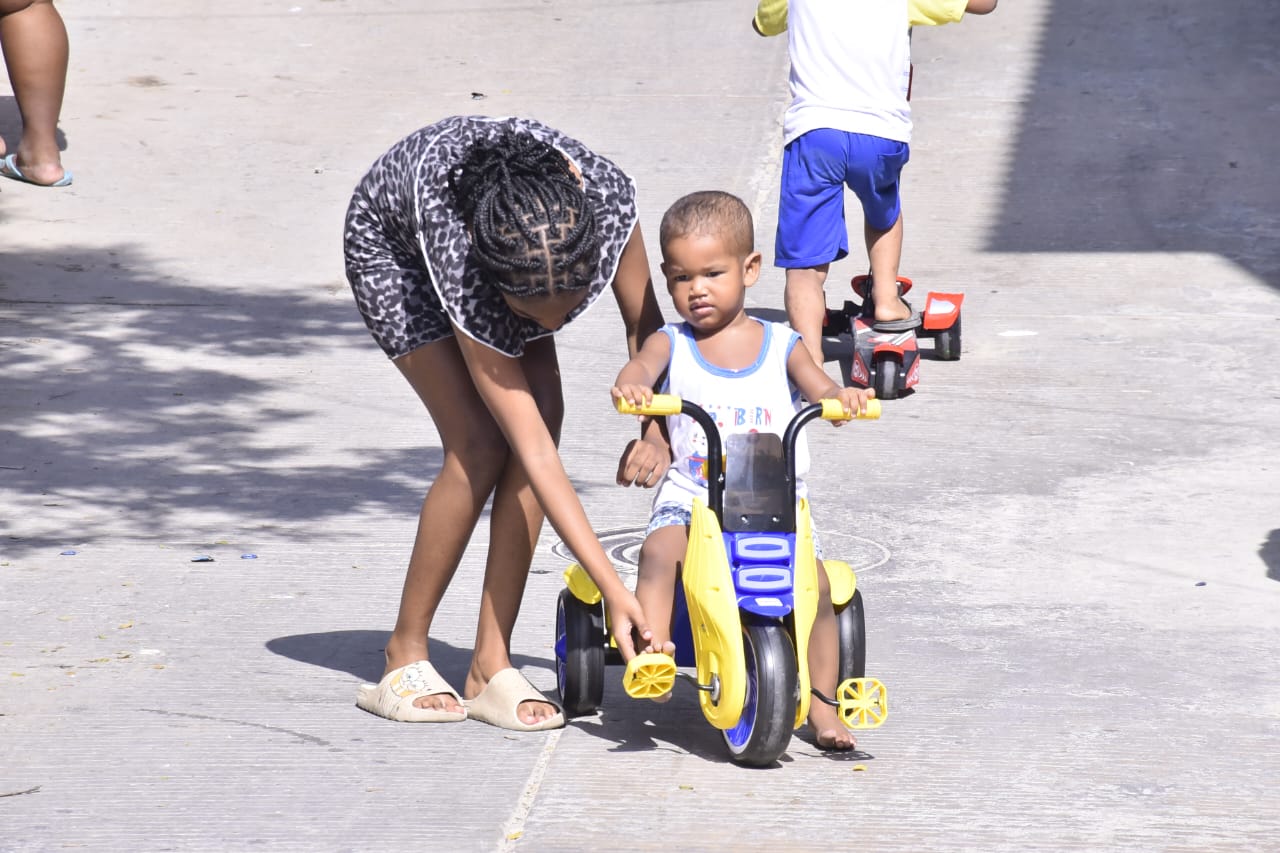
653, 319, 809, 510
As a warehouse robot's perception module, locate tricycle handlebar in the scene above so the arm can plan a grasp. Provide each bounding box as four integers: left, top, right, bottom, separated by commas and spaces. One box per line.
616, 394, 880, 421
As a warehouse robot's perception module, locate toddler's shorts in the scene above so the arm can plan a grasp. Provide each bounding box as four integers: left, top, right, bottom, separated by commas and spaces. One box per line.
775, 128, 910, 268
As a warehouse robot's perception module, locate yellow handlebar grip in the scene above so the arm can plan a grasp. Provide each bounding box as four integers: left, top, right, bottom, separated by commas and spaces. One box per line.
615, 393, 684, 417
820, 398, 882, 421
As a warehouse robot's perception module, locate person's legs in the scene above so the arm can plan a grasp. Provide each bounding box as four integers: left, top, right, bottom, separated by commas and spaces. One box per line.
806, 560, 856, 749
0, 0, 69, 185
777, 130, 849, 368
462, 335, 564, 725
784, 265, 831, 369
387, 336, 515, 714
632, 521, 685, 701
844, 133, 912, 324
634, 523, 686, 651
866, 212, 909, 324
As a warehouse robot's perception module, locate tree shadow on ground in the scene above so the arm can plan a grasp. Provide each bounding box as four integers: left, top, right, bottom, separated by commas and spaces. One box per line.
265, 630, 554, 687
990, 0, 1280, 288
0, 243, 444, 557
1261, 529, 1280, 582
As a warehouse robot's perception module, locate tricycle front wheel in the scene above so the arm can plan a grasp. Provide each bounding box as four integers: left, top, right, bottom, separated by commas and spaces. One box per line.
722, 619, 798, 767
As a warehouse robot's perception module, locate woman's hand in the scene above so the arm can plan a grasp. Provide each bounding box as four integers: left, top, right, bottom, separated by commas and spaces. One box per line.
605, 590, 652, 662
616, 435, 669, 487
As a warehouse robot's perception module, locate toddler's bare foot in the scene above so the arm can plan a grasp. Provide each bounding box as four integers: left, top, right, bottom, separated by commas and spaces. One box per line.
641, 640, 677, 703
808, 702, 857, 750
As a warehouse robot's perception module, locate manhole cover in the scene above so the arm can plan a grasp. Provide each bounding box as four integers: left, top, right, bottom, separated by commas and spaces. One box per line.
551, 528, 890, 579
551, 526, 646, 575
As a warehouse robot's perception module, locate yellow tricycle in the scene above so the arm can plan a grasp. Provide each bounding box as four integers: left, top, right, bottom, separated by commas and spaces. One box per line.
554, 394, 888, 766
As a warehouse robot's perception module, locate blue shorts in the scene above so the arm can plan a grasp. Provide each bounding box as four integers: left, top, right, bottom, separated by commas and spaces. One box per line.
646, 501, 825, 559
775, 129, 910, 268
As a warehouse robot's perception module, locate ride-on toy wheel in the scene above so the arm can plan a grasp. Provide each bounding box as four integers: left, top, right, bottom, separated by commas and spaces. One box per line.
555, 588, 606, 716
932, 312, 961, 361
836, 588, 866, 683
723, 618, 799, 767
623, 653, 678, 699
835, 677, 888, 729
873, 354, 902, 401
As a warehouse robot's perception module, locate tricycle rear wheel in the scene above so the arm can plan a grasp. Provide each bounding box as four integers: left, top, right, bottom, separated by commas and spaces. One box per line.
555, 588, 606, 717
836, 588, 866, 682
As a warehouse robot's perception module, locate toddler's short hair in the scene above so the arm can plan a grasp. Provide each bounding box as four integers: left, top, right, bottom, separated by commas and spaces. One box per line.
659, 191, 755, 257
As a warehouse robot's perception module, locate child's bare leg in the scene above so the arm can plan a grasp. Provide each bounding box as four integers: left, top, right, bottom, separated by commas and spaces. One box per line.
784, 264, 831, 367
634, 524, 685, 700
808, 560, 856, 749
865, 214, 910, 324
386, 338, 516, 715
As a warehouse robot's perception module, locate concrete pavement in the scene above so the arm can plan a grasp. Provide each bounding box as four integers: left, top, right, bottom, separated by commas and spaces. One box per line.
2, 1, 1277, 851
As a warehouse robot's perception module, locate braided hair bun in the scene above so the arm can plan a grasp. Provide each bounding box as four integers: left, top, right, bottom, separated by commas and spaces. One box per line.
448, 132, 600, 298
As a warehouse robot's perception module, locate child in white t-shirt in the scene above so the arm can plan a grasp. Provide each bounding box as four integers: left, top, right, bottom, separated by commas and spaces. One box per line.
754, 0, 997, 367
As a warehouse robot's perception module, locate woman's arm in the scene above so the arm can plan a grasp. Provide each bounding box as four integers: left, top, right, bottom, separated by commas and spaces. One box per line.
454, 329, 651, 657
610, 224, 665, 358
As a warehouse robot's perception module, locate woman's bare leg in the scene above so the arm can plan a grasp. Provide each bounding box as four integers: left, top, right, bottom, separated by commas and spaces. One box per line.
387, 337, 513, 714
462, 336, 567, 724
0, 0, 69, 185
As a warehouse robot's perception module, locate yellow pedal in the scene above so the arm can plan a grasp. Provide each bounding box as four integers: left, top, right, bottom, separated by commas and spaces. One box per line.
623, 653, 678, 699
836, 678, 888, 729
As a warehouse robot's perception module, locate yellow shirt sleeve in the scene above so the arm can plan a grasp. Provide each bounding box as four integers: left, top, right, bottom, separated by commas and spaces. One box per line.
755, 0, 966, 36
753, 0, 788, 37
909, 0, 967, 27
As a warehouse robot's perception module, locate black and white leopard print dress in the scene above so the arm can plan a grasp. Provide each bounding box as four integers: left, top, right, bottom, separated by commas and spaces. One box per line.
343, 115, 639, 359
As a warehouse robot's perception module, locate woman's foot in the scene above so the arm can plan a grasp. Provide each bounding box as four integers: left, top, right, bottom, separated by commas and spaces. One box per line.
0, 149, 70, 187
465, 664, 559, 726
808, 702, 857, 750
384, 639, 464, 715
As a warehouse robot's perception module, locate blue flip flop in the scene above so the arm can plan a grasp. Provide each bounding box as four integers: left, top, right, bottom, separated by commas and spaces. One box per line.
0, 153, 73, 187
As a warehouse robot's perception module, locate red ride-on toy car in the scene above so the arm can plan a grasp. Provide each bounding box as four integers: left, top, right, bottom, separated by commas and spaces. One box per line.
824, 274, 963, 400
